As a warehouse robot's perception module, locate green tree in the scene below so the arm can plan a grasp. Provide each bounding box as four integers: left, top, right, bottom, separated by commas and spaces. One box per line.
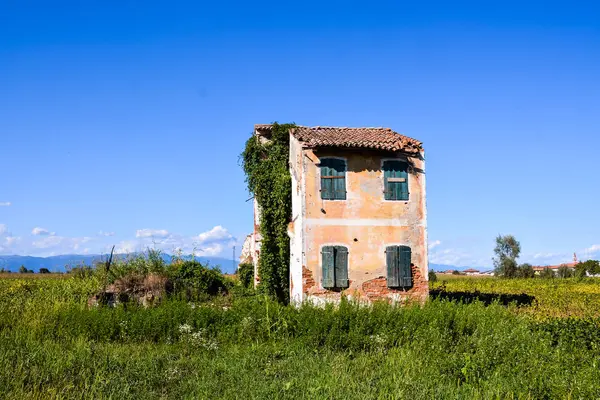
575, 262, 588, 278
517, 263, 535, 278
577, 260, 600, 276
18, 265, 28, 274
493, 235, 521, 278
39, 268, 50, 274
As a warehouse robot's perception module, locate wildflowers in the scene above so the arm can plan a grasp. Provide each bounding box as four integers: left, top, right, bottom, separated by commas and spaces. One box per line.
178, 324, 218, 351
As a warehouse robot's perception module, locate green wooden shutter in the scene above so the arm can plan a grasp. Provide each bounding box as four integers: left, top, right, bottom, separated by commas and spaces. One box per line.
321, 159, 346, 200
383, 161, 409, 201
399, 245, 412, 287
386, 246, 400, 287
333, 159, 346, 200
398, 164, 409, 201
322, 246, 335, 288
334, 246, 349, 288
320, 163, 332, 200
383, 165, 392, 200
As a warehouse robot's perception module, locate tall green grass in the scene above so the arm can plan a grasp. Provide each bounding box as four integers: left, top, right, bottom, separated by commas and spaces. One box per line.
2, 276, 600, 398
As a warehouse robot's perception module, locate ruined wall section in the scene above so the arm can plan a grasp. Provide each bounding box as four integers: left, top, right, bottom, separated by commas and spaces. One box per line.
301, 148, 427, 304
288, 134, 306, 303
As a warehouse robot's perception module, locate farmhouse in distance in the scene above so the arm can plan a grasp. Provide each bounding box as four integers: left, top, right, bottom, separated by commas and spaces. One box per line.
241, 124, 428, 304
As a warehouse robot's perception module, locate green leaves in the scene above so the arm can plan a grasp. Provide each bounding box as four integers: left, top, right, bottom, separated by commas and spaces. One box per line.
241, 122, 295, 303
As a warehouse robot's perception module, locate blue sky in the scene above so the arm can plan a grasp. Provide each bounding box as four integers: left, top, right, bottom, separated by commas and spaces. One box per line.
1, 1, 599, 267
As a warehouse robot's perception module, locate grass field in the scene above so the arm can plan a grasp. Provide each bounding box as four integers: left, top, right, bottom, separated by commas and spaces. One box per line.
2, 274, 600, 399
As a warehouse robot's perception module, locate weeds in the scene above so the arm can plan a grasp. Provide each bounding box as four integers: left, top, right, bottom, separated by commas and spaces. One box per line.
3, 269, 600, 398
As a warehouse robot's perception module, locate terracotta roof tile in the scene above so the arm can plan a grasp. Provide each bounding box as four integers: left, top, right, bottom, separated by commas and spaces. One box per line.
255, 124, 423, 153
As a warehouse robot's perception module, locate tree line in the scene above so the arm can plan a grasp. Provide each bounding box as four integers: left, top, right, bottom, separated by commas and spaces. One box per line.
494, 235, 599, 278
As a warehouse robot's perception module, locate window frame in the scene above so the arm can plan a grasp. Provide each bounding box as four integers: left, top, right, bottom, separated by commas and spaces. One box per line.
381, 158, 410, 202
319, 157, 347, 201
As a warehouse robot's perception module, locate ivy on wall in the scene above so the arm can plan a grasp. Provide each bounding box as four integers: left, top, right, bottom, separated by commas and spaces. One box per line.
241, 122, 295, 303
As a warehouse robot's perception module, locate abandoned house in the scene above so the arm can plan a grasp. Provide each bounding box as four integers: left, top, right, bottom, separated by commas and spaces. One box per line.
242, 124, 428, 304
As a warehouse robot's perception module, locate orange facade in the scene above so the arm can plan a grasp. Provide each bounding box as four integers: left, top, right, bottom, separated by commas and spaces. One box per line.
288, 138, 428, 304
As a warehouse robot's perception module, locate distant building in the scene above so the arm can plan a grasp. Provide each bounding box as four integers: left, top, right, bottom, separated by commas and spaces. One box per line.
463, 268, 480, 275
533, 253, 578, 275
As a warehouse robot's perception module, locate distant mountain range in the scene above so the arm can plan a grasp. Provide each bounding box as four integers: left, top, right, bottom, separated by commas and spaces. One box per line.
0, 255, 490, 275
0, 254, 238, 274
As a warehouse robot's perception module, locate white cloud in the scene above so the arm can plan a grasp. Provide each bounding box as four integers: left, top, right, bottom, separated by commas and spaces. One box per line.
114, 241, 138, 254
584, 244, 600, 254
196, 225, 233, 244
136, 229, 170, 238
32, 227, 55, 236
428, 242, 490, 268
0, 202, 11, 207
428, 240, 441, 250
1, 224, 236, 258
32, 235, 64, 248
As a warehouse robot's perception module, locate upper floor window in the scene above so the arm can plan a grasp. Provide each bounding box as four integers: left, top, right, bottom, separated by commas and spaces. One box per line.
383, 160, 409, 201
386, 245, 412, 288
321, 245, 349, 289
320, 158, 346, 200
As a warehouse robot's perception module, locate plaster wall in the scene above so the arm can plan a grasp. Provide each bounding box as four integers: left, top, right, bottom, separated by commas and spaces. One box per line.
297, 148, 428, 303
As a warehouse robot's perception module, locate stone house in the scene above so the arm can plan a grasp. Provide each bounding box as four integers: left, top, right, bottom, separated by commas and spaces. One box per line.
248, 124, 428, 304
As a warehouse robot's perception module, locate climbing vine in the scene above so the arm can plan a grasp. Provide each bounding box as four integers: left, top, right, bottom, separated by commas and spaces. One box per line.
241, 122, 295, 303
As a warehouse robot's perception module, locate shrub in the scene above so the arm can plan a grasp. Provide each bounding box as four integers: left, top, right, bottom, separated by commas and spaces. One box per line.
237, 263, 254, 289
517, 263, 535, 278
557, 265, 574, 279
69, 265, 95, 279
171, 260, 229, 299
539, 268, 554, 279
39, 268, 50, 274
428, 270, 437, 282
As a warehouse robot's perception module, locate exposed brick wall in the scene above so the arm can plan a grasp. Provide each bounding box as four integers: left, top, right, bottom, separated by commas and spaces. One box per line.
303, 266, 316, 291
304, 263, 427, 304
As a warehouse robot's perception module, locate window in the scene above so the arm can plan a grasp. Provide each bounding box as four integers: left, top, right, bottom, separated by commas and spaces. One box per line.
386, 245, 412, 288
320, 158, 346, 200
383, 160, 409, 200
321, 246, 349, 289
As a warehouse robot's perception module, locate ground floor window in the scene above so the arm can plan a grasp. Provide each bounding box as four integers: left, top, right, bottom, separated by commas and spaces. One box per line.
321, 246, 349, 289
386, 245, 412, 288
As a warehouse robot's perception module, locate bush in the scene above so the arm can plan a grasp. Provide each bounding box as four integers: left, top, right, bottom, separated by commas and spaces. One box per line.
539, 268, 555, 279
69, 265, 95, 279
557, 266, 574, 279
171, 260, 230, 299
39, 268, 50, 274
428, 270, 437, 282
517, 264, 535, 278
237, 263, 254, 289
